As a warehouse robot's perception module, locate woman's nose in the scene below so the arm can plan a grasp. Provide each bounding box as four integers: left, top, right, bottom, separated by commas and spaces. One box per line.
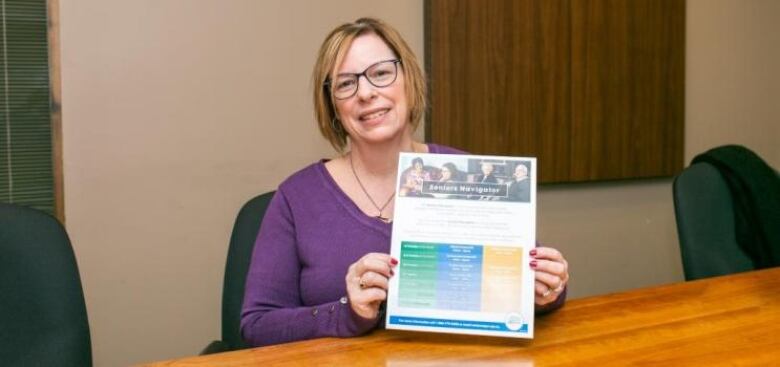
355, 76, 377, 100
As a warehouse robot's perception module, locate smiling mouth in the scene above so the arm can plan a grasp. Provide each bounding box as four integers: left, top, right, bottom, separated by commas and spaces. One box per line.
360, 108, 390, 121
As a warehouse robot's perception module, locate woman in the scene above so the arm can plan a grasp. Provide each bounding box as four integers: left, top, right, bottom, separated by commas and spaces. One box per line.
439, 162, 463, 183
407, 157, 431, 187
241, 17, 569, 347
399, 157, 430, 196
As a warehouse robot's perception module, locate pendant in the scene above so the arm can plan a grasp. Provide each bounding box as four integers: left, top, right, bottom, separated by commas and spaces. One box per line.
376, 215, 391, 223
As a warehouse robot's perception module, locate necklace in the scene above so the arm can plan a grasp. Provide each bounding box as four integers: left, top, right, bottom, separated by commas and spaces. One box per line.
349, 153, 395, 222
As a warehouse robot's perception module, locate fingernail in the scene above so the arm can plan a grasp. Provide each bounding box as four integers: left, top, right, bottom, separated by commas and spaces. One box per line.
530, 260, 538, 268
390, 257, 399, 265
530, 249, 537, 257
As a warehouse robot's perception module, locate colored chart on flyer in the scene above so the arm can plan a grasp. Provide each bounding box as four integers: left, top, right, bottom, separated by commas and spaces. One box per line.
398, 242, 523, 313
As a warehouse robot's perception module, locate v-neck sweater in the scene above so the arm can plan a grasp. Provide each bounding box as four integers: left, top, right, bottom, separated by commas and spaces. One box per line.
240, 144, 564, 347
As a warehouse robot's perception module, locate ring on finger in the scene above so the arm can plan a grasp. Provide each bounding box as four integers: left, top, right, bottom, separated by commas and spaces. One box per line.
542, 287, 552, 298
553, 281, 565, 293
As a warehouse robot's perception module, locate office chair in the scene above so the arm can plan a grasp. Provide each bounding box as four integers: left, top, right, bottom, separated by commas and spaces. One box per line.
673, 145, 780, 281
0, 203, 92, 367
202, 191, 275, 354
673, 163, 755, 280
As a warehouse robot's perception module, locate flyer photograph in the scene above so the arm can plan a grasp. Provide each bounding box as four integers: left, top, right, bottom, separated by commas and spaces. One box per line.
386, 152, 537, 338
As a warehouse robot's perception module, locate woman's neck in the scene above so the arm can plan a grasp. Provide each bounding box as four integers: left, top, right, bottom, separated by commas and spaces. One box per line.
349, 134, 423, 178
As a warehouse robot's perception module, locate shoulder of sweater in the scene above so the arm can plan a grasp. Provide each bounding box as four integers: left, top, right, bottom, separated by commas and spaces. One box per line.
428, 143, 468, 155
277, 161, 326, 193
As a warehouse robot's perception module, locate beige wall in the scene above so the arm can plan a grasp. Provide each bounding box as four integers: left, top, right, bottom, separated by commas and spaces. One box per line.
687, 0, 780, 168
59, 0, 779, 365
60, 1, 422, 366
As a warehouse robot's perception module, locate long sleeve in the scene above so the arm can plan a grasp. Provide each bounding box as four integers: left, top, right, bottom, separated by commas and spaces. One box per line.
240, 188, 379, 347
239, 145, 497, 346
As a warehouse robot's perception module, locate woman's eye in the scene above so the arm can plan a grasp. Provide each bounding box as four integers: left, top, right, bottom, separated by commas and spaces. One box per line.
373, 70, 391, 78
336, 79, 356, 90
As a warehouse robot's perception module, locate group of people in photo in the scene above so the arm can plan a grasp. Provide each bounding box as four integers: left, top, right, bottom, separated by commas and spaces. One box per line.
398, 158, 531, 202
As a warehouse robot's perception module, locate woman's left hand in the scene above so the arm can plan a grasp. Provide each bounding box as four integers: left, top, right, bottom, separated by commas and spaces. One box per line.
530, 246, 569, 306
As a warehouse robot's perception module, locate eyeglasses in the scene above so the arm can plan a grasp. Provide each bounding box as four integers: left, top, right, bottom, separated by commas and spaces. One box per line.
325, 59, 401, 100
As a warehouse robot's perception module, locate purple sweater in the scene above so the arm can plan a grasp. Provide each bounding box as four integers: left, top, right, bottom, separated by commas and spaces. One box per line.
240, 144, 564, 346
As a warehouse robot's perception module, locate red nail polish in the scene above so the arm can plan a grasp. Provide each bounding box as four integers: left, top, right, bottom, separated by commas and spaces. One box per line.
391, 258, 399, 265
530, 260, 538, 268
530, 249, 537, 257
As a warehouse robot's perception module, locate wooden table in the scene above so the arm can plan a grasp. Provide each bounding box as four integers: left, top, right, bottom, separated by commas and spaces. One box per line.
144, 268, 780, 366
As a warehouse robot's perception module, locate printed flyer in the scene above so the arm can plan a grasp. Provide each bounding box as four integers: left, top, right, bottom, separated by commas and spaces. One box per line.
386, 152, 536, 338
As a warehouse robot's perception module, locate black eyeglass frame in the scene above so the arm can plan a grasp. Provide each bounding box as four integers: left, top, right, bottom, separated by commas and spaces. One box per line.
324, 59, 402, 100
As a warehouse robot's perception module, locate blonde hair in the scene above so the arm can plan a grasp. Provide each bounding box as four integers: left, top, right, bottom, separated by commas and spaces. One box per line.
312, 17, 426, 152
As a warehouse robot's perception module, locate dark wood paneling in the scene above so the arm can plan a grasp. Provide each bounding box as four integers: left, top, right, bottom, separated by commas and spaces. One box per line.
569, 0, 685, 180
426, 0, 684, 182
427, 0, 571, 182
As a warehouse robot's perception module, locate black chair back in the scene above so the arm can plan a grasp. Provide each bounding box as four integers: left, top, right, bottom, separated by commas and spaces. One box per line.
674, 145, 780, 280
0, 203, 92, 366
673, 163, 754, 280
202, 191, 275, 354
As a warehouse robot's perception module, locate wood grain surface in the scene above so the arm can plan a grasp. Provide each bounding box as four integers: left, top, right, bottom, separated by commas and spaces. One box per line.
142, 267, 780, 366
426, 0, 684, 183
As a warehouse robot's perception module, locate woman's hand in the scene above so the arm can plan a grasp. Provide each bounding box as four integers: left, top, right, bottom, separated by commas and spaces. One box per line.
531, 246, 569, 306
345, 252, 398, 319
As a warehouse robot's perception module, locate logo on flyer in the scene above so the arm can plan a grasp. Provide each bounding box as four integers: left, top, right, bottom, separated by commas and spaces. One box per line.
505, 313, 525, 331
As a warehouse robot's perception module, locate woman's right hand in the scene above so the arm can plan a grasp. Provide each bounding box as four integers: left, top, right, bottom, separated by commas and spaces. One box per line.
345, 252, 398, 319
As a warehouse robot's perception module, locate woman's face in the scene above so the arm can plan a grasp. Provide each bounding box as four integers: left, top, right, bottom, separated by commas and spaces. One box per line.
333, 33, 409, 147
413, 161, 423, 171
441, 167, 452, 180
